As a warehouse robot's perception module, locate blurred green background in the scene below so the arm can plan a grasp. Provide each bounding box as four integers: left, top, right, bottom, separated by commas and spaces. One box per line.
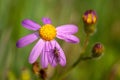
0, 0, 120, 80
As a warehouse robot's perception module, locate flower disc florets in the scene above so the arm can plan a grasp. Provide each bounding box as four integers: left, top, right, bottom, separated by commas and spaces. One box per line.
39, 24, 56, 41
83, 10, 97, 24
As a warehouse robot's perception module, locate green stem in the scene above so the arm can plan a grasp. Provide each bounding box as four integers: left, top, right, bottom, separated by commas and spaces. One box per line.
81, 34, 90, 53
69, 34, 90, 73
58, 56, 93, 80
56, 35, 91, 80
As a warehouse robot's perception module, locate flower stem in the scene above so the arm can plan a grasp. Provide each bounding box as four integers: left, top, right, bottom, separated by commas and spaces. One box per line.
57, 56, 93, 80
57, 35, 91, 80
81, 34, 90, 53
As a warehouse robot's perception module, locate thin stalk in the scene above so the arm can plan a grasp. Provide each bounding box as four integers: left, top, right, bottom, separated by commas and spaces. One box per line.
56, 35, 91, 80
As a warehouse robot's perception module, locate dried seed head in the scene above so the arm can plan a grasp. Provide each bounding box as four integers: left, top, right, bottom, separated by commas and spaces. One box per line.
39, 69, 47, 80
32, 62, 40, 75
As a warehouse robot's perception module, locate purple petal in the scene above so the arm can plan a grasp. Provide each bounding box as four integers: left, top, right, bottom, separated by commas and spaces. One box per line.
29, 39, 45, 64
40, 42, 49, 68
48, 40, 57, 67
42, 17, 52, 24
22, 19, 40, 31
55, 40, 66, 66
16, 32, 39, 48
57, 33, 80, 43
56, 24, 78, 34
48, 40, 66, 66
40, 51, 49, 68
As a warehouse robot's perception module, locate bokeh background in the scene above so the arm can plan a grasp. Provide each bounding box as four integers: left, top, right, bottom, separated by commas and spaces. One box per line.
0, 0, 120, 80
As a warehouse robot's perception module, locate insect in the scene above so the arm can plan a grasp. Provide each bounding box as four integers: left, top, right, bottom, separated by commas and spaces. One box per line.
50, 47, 65, 65
52, 47, 60, 63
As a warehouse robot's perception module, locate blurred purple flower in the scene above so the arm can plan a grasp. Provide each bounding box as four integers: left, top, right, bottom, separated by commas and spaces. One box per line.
16, 17, 80, 68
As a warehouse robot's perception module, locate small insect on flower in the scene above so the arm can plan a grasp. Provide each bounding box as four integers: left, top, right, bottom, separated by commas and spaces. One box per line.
48, 41, 66, 67
52, 47, 65, 64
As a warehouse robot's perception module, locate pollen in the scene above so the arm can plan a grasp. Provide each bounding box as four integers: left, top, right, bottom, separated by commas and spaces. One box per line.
39, 24, 56, 41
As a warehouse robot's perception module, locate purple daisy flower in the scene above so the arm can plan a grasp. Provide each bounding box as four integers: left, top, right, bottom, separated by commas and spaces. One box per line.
16, 17, 80, 68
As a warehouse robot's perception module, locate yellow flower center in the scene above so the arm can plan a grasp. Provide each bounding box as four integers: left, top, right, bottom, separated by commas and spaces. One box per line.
39, 24, 56, 41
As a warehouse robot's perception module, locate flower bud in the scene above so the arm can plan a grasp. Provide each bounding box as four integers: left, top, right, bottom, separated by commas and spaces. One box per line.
82, 10, 97, 35
92, 43, 104, 57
